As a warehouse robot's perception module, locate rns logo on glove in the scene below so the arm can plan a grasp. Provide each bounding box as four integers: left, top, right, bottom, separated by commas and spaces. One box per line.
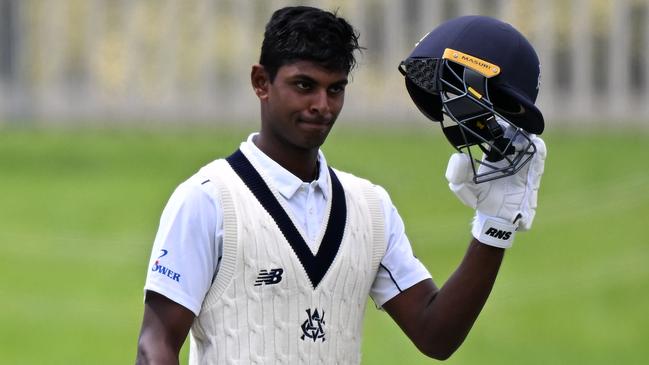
484, 227, 512, 240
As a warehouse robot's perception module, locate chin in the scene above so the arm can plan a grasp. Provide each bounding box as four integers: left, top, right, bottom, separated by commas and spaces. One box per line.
296, 128, 332, 147
292, 134, 326, 152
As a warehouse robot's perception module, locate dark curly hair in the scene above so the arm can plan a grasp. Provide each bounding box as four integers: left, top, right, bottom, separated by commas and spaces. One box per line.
259, 6, 362, 81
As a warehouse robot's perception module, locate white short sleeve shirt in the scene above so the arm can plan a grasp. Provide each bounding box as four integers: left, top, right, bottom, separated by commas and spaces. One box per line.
144, 134, 432, 316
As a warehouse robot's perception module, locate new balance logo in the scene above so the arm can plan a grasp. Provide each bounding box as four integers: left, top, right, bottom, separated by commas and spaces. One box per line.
254, 268, 284, 286
485, 227, 512, 240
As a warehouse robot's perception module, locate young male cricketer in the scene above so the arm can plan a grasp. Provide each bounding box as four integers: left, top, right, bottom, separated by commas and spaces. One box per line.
136, 6, 546, 364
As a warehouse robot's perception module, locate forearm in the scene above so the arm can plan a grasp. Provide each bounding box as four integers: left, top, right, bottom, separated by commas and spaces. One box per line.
386, 238, 505, 359
424, 239, 504, 354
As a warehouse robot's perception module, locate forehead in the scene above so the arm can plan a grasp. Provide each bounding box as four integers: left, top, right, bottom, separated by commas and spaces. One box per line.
275, 60, 348, 83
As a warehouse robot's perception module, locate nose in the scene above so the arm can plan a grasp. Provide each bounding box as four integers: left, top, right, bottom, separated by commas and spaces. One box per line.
309, 89, 331, 116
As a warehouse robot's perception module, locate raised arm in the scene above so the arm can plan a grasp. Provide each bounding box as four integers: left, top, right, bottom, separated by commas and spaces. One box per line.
135, 291, 195, 365
384, 136, 546, 360
383, 239, 503, 360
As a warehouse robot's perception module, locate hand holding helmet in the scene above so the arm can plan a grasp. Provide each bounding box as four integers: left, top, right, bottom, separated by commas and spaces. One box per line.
399, 16, 547, 248
445, 133, 546, 248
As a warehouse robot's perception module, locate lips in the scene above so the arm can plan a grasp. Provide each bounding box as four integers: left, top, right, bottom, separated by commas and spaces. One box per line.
298, 117, 331, 126
297, 117, 333, 133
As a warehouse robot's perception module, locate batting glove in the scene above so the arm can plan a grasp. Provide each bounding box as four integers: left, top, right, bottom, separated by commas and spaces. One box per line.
445, 135, 547, 248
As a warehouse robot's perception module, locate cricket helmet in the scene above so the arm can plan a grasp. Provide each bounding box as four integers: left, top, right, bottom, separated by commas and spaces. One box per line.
399, 15, 544, 183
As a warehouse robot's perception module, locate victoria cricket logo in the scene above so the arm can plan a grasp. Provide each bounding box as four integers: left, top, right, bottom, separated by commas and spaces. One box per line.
301, 308, 326, 342
254, 268, 283, 286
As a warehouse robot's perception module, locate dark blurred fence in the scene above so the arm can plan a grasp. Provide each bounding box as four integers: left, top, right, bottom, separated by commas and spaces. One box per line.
0, 0, 648, 125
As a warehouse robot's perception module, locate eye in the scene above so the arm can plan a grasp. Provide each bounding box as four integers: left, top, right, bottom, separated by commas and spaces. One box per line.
295, 81, 312, 90
328, 84, 346, 94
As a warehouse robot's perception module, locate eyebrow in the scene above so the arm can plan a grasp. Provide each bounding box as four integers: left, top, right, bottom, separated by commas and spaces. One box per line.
291, 74, 349, 87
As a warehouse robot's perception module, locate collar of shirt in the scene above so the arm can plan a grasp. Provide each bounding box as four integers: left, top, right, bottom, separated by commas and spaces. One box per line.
238, 133, 330, 201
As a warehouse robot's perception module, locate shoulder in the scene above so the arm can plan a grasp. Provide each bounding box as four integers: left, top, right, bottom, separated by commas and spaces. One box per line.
330, 167, 375, 190
331, 167, 391, 195
195, 158, 232, 182
330, 167, 394, 208
168, 158, 232, 207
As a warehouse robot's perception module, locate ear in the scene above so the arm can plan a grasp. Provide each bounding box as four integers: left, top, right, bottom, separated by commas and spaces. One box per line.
251, 64, 270, 100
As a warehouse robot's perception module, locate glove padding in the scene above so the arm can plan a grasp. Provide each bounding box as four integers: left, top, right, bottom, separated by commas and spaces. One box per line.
445, 135, 547, 248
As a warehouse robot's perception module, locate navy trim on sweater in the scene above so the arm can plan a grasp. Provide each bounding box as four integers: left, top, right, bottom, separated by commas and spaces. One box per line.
226, 149, 347, 288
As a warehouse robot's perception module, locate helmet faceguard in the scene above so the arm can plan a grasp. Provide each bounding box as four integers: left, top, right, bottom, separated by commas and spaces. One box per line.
399, 49, 536, 183
399, 16, 544, 184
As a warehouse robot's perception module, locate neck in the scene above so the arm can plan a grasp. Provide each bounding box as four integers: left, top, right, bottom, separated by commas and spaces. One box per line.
253, 136, 320, 182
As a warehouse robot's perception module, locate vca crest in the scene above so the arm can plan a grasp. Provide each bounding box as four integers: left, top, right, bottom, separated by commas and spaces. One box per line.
300, 308, 326, 342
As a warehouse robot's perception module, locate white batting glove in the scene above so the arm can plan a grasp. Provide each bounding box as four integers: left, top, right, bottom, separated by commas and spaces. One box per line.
445, 135, 547, 248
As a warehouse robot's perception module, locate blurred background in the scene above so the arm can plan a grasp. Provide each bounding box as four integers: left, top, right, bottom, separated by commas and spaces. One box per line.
2, 0, 649, 125
1, 1, 648, 364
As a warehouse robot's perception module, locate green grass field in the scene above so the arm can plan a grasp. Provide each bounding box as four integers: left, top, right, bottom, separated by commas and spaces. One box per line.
1, 124, 648, 364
